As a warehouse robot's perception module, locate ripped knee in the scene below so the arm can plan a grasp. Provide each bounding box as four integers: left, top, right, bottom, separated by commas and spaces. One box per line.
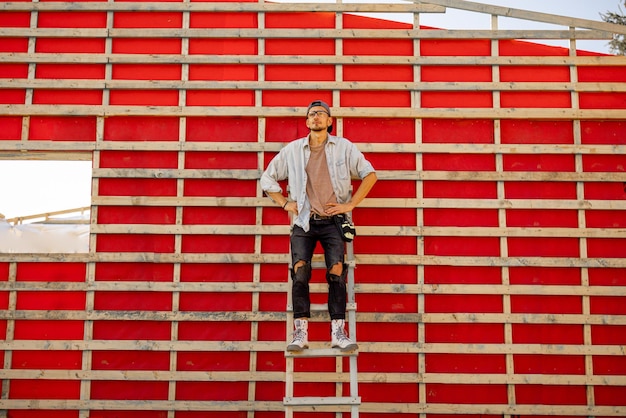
292, 261, 311, 283
328, 262, 343, 277
293, 260, 308, 273
326, 263, 347, 285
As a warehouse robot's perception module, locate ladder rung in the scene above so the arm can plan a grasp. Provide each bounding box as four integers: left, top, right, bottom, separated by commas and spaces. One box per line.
287, 302, 356, 312
311, 302, 357, 312
284, 396, 361, 406
285, 347, 358, 358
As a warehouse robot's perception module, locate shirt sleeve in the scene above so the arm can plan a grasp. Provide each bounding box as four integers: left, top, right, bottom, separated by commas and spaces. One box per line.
260, 147, 288, 194
349, 142, 376, 180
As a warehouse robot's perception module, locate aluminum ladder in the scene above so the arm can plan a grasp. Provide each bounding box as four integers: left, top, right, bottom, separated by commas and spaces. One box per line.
283, 239, 360, 418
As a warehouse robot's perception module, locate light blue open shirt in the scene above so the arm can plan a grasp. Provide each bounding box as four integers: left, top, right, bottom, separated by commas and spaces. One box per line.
260, 134, 376, 232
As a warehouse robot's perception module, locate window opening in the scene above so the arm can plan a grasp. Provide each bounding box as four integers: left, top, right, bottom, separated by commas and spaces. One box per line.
0, 159, 92, 253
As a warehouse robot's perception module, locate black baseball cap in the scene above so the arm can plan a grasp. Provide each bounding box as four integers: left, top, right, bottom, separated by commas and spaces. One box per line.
306, 100, 331, 116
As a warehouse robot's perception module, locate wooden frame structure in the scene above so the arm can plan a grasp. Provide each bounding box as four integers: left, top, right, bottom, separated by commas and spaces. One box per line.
1, 0, 625, 416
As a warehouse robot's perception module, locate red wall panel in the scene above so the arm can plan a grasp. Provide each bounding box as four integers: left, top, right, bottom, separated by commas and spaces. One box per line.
13, 350, 82, 370
516, 384, 587, 405
180, 263, 254, 283
10, 379, 81, 400
0, 116, 23, 139
90, 412, 166, 418
91, 380, 169, 400
514, 354, 585, 374
580, 92, 626, 109
104, 117, 180, 141
427, 383, 508, 404
266, 38, 333, 56
95, 262, 174, 282
93, 351, 170, 371
501, 120, 574, 144
186, 117, 258, 141
421, 38, 491, 56
100, 151, 179, 169
360, 382, 419, 403
99, 178, 178, 196
179, 322, 251, 341
93, 321, 171, 340
424, 265, 502, 285
38, 11, 106, 28
423, 65, 492, 82
25, 116, 98, 141
37, 37, 106, 54
1, 90, 24, 104
501, 65, 570, 82
191, 12, 257, 29
13, 320, 84, 340
187, 90, 255, 107
426, 323, 504, 343
263, 89, 333, 107
0, 63, 28, 79
426, 353, 506, 373
177, 381, 249, 401
0, 11, 30, 27
189, 64, 258, 81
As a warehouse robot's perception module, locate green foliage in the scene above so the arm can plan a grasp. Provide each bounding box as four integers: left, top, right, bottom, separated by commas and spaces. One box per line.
601, 1, 626, 55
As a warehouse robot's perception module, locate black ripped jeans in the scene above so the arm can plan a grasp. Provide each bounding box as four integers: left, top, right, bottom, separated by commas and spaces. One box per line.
290, 219, 346, 320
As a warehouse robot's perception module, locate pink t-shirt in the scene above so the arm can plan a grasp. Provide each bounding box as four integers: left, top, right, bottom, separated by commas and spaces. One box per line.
306, 141, 337, 216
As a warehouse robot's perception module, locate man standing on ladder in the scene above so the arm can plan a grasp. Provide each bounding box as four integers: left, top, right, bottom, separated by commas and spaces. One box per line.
261, 100, 377, 352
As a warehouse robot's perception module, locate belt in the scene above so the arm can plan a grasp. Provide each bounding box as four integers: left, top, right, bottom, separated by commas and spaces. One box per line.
311, 213, 333, 221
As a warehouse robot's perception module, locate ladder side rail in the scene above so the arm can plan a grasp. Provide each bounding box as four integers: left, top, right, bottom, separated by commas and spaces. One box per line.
346, 239, 360, 418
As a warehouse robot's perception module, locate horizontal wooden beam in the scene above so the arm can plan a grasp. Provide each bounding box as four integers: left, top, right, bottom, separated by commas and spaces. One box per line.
85, 196, 625, 211
1, 367, 625, 389
3, 367, 626, 387
0, 1, 445, 13
89, 168, 626, 182
0, 340, 624, 357
0, 399, 281, 413
1, 281, 625, 297
2, 105, 623, 120
4, 79, 626, 93
2, 141, 625, 157
0, 27, 613, 40
2, 53, 626, 66
1, 253, 625, 268
0, 398, 622, 416
2, 310, 626, 326
88, 223, 626, 239
1, 368, 625, 387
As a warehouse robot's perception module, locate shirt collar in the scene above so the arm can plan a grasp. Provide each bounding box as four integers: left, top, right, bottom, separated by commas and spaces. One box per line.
304, 134, 336, 148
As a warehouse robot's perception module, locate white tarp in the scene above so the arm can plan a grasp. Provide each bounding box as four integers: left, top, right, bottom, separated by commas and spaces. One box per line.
0, 218, 89, 253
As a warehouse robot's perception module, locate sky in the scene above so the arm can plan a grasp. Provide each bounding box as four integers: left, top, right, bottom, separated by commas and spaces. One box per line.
0, 161, 92, 222
0, 0, 622, 222
365, 0, 622, 54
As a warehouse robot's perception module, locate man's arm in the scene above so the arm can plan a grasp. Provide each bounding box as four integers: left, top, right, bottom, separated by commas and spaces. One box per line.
266, 190, 295, 213
261, 146, 297, 212
325, 172, 377, 216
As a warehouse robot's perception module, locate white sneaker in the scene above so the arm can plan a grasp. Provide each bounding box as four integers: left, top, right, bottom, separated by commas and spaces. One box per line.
287, 319, 309, 352
331, 319, 358, 352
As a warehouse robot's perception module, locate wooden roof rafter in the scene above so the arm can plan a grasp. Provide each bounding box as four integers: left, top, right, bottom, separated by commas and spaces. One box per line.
415, 0, 626, 34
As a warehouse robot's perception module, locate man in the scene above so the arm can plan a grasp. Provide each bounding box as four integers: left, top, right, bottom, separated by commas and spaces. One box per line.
260, 100, 377, 352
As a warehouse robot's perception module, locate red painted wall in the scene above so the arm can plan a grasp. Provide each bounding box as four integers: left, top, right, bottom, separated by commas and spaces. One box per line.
1, 2, 625, 416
